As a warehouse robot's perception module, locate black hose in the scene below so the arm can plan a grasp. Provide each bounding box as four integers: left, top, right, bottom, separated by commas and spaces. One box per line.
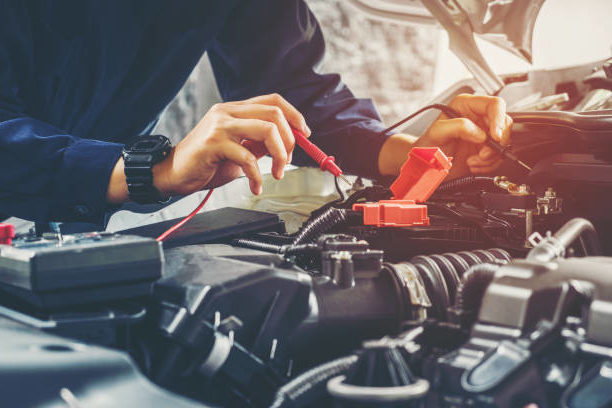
454, 263, 501, 315
283, 244, 319, 256
230, 239, 319, 257
292, 208, 349, 246
391, 249, 510, 321
553, 218, 601, 257
235, 206, 349, 251
270, 355, 358, 408
232, 208, 349, 253
435, 176, 495, 193
231, 238, 284, 253
527, 218, 601, 262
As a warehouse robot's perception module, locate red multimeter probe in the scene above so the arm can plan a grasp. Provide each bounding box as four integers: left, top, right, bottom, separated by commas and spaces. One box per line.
243, 126, 350, 184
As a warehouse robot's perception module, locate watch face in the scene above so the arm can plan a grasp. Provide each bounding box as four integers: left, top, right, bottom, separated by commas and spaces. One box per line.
131, 137, 167, 152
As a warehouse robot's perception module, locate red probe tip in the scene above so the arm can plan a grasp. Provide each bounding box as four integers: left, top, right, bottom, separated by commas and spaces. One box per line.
338, 175, 351, 185
291, 126, 348, 180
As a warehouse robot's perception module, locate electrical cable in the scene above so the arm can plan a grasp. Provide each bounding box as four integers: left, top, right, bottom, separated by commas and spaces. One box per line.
379, 103, 460, 136
305, 185, 392, 223
382, 103, 532, 172
309, 176, 346, 219
426, 202, 524, 250
292, 207, 349, 246
156, 189, 214, 242
334, 176, 345, 202
270, 354, 359, 408
435, 176, 496, 194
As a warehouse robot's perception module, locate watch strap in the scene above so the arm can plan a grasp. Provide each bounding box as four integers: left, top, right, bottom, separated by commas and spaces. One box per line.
122, 136, 171, 204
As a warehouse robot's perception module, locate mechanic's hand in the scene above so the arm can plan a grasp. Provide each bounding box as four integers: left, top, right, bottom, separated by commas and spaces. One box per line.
154, 93, 310, 197
415, 94, 513, 178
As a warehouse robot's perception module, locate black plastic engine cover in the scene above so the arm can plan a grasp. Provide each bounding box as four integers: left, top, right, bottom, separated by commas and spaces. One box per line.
479, 257, 612, 347
155, 244, 313, 360
0, 316, 205, 407
151, 243, 404, 380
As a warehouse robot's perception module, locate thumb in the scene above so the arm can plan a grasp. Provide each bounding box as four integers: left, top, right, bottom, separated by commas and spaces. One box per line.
428, 117, 487, 145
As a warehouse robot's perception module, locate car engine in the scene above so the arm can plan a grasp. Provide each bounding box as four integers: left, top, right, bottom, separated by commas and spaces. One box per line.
1, 52, 612, 408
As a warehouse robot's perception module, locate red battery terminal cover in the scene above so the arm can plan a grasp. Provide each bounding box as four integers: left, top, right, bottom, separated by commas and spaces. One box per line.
0, 223, 15, 245
353, 147, 452, 227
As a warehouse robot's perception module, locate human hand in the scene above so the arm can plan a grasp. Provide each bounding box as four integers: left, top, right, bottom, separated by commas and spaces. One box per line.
414, 94, 513, 178
154, 93, 310, 197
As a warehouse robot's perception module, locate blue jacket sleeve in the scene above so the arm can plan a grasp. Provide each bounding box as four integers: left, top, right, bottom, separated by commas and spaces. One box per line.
0, 2, 124, 224
0, 116, 123, 224
208, 0, 389, 179
0, 63, 122, 224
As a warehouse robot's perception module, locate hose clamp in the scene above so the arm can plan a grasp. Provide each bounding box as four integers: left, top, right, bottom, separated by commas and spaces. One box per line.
527, 231, 565, 261
394, 263, 432, 308
199, 331, 232, 377
327, 375, 429, 402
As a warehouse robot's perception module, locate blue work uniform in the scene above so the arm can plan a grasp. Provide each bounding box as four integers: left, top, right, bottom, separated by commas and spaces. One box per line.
0, 0, 388, 227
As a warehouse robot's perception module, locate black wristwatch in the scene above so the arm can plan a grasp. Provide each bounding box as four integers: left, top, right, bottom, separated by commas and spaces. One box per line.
122, 135, 172, 204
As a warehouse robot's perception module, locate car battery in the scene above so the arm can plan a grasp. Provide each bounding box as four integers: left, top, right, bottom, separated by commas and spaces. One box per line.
0, 231, 163, 308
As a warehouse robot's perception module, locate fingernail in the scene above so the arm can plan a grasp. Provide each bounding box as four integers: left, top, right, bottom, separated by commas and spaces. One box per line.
280, 168, 284, 178
304, 123, 311, 135
496, 125, 503, 140
257, 185, 263, 195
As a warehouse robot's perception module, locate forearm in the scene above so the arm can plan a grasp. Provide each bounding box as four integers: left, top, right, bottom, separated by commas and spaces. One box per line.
377, 133, 417, 176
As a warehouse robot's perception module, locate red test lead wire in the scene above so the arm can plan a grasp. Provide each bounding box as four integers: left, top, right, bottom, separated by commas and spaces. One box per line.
291, 127, 350, 184
156, 189, 214, 242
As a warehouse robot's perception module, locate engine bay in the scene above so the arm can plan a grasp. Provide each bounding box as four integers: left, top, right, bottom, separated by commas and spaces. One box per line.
1, 60, 612, 407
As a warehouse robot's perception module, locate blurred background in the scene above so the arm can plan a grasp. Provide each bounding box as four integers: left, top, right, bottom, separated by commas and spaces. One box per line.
156, 0, 439, 143
157, 0, 612, 143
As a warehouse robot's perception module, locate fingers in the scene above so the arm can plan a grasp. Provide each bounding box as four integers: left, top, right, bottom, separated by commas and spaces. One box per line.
467, 153, 502, 174
183, 94, 308, 196
428, 117, 487, 145
478, 145, 498, 161
450, 94, 512, 143
242, 93, 311, 136
226, 118, 287, 180
222, 142, 263, 195
225, 103, 295, 155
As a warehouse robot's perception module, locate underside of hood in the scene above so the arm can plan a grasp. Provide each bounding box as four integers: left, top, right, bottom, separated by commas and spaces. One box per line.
347, 0, 546, 94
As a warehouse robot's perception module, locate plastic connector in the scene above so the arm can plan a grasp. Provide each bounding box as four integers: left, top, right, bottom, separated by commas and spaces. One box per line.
0, 223, 15, 245
390, 147, 452, 201
353, 148, 452, 228
353, 200, 429, 227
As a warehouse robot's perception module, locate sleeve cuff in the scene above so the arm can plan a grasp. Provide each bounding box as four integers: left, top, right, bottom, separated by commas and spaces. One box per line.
340, 120, 390, 180
51, 139, 124, 223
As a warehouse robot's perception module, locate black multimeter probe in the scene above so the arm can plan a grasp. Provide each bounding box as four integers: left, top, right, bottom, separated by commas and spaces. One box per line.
380, 103, 532, 172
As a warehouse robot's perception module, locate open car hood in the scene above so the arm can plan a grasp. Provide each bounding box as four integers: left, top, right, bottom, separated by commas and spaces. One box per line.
348, 0, 546, 94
